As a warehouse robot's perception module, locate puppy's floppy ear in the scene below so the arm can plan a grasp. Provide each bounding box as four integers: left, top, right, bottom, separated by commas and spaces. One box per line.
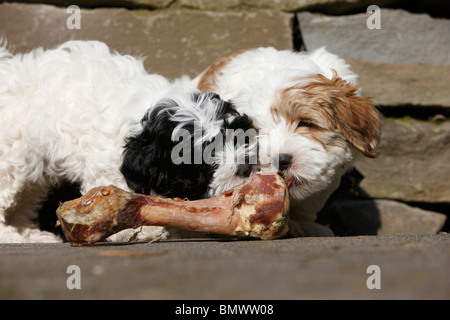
329, 76, 381, 158
295, 73, 381, 158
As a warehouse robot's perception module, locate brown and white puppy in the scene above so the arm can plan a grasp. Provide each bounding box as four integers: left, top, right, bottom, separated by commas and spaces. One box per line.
186, 47, 381, 236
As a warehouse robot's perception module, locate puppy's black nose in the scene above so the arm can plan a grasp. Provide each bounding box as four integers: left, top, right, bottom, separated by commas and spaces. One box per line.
278, 153, 293, 172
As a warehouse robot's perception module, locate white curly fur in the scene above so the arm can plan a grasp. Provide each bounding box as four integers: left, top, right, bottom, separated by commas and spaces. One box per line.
0, 40, 186, 242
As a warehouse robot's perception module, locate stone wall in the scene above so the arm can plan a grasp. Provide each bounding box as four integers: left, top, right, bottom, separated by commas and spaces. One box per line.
1, 0, 449, 235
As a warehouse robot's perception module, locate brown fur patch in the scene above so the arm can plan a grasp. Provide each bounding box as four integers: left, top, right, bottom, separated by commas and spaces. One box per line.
197, 49, 251, 92
271, 73, 381, 158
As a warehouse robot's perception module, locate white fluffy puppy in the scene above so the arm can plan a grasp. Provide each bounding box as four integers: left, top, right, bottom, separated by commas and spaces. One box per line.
189, 47, 382, 236
0, 41, 256, 242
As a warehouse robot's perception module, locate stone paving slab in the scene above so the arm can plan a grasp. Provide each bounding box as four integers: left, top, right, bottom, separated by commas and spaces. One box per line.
348, 59, 450, 108
298, 10, 450, 66
0, 3, 293, 79
355, 119, 450, 203
1, 234, 449, 299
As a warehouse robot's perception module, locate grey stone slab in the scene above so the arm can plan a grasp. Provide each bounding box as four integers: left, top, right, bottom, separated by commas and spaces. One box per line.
3, 0, 174, 9
347, 58, 450, 107
0, 3, 293, 79
5, 0, 407, 13
355, 118, 450, 202
0, 235, 449, 299
298, 9, 450, 66
179, 0, 401, 13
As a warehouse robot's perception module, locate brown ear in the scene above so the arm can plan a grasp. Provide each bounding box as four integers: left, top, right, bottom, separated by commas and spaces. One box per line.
329, 76, 382, 158
295, 73, 381, 158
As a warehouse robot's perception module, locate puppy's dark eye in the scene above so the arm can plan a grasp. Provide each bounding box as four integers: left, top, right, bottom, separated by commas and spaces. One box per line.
236, 164, 252, 178
297, 120, 313, 128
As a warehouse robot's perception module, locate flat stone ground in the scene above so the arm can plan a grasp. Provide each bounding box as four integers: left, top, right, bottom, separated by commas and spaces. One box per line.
0, 234, 449, 300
